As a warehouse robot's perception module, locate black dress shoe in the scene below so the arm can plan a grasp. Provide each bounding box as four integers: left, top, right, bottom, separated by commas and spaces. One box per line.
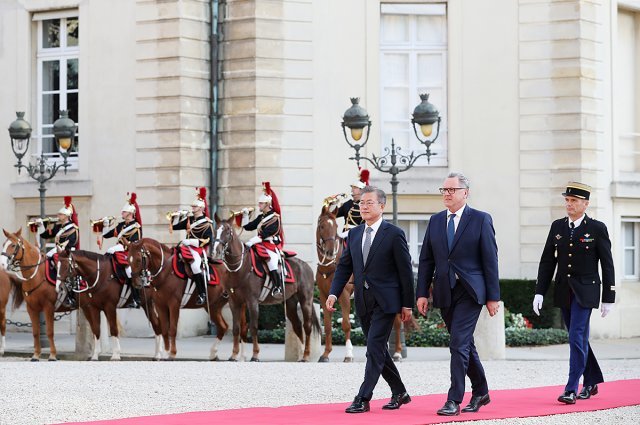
382, 392, 411, 410
577, 384, 598, 400
557, 391, 577, 404
345, 396, 370, 413
461, 393, 491, 413
437, 400, 460, 416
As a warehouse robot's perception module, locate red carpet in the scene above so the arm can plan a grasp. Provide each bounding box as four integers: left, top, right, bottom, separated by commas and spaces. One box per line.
58, 379, 640, 425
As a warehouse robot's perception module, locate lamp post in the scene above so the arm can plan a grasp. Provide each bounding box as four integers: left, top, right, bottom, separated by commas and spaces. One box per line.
341, 94, 440, 358
8, 110, 76, 346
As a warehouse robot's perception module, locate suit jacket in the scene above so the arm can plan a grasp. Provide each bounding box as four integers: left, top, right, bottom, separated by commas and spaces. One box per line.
535, 214, 615, 309
330, 220, 414, 317
416, 206, 500, 308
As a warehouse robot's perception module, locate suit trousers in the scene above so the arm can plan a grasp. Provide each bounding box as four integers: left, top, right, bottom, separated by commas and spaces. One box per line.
561, 295, 604, 392
357, 287, 406, 400
440, 283, 488, 403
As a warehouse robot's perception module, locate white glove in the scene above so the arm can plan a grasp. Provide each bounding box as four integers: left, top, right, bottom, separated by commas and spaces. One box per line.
600, 303, 613, 318
102, 218, 110, 227
533, 294, 544, 316
36, 218, 44, 225
241, 208, 249, 215
328, 204, 338, 213
338, 229, 349, 239
55, 280, 61, 293
246, 236, 262, 247
182, 238, 199, 247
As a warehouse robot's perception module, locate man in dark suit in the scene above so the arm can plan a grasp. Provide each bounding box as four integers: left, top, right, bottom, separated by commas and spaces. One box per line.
327, 186, 414, 414
533, 182, 615, 404
417, 172, 500, 416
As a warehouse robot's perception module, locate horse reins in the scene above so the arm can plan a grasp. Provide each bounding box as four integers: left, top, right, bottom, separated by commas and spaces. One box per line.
215, 226, 245, 273
2, 239, 45, 281
316, 235, 340, 266
66, 252, 101, 292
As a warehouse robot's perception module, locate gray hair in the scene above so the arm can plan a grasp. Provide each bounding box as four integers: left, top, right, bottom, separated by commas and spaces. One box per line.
362, 186, 387, 205
447, 172, 470, 189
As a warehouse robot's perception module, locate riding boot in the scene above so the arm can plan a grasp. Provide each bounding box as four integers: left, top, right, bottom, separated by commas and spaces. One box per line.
194, 273, 207, 305
124, 279, 140, 309
269, 270, 283, 297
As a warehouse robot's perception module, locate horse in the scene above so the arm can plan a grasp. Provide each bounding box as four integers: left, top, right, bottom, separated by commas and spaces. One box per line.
315, 205, 354, 362
56, 249, 166, 360
0, 268, 15, 356
1, 228, 76, 361
212, 215, 321, 362
126, 237, 235, 360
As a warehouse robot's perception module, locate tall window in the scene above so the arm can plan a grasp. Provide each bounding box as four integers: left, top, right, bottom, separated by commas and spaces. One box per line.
391, 216, 430, 268
622, 220, 640, 280
35, 12, 79, 163
380, 4, 448, 166
616, 8, 640, 177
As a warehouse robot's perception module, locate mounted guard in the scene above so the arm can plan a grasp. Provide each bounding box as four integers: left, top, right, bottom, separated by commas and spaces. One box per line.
334, 168, 368, 238
35, 196, 79, 308
170, 187, 213, 306
241, 181, 285, 297
97, 192, 142, 308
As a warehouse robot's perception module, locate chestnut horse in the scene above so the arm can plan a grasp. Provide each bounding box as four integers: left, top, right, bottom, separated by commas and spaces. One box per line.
315, 208, 417, 362
0, 268, 14, 356
212, 216, 321, 362
126, 238, 234, 360
1, 228, 75, 361
315, 205, 354, 362
56, 249, 166, 360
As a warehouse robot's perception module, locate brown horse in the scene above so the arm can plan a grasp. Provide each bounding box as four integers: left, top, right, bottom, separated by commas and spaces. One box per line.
0, 268, 14, 356
126, 237, 234, 360
315, 205, 354, 362
1, 228, 76, 361
212, 216, 321, 362
56, 249, 166, 360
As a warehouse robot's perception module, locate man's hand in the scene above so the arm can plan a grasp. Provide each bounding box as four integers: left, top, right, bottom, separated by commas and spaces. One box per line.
532, 294, 544, 316
486, 300, 500, 317
600, 302, 613, 318
416, 297, 429, 316
401, 307, 412, 322
325, 294, 337, 312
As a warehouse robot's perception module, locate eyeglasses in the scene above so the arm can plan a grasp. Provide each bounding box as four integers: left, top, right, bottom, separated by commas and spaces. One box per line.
358, 201, 381, 207
439, 187, 467, 195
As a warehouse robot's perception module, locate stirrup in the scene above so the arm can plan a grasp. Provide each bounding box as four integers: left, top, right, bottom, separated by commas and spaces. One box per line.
196, 294, 206, 305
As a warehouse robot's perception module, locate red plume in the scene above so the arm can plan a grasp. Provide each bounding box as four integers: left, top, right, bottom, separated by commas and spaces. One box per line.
261, 181, 283, 247
64, 196, 72, 208
360, 168, 370, 186
197, 187, 209, 218
129, 192, 142, 225
63, 196, 80, 249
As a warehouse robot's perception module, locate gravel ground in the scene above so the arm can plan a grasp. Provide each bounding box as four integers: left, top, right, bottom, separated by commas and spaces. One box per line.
0, 357, 638, 425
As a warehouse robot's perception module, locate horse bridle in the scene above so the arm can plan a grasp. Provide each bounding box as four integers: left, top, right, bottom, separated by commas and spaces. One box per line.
316, 216, 341, 266
213, 225, 244, 273
62, 252, 101, 292
1, 238, 44, 281
131, 242, 164, 286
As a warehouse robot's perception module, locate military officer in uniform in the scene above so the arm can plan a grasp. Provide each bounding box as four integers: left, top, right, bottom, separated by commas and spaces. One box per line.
38, 196, 79, 308
242, 182, 284, 297
102, 192, 143, 308
533, 182, 615, 404
335, 169, 369, 238
171, 187, 213, 305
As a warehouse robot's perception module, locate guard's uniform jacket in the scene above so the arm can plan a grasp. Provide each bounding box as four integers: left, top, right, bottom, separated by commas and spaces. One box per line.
336, 199, 363, 231
535, 215, 615, 309
40, 222, 79, 252
103, 221, 142, 245
173, 215, 213, 249
243, 210, 282, 250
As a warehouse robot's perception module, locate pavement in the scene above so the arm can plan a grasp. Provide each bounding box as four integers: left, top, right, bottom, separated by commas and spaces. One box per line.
3, 330, 640, 362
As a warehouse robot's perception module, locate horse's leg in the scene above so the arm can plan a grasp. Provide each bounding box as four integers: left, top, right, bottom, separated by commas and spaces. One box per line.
247, 299, 261, 362
0, 301, 6, 356
208, 291, 228, 361
44, 306, 57, 361
298, 295, 316, 363
155, 303, 171, 360
25, 304, 42, 361
392, 314, 402, 361
104, 307, 121, 361
228, 299, 243, 361
317, 279, 332, 363
145, 297, 167, 360
84, 306, 102, 361
284, 295, 305, 361
339, 292, 354, 362
167, 301, 180, 360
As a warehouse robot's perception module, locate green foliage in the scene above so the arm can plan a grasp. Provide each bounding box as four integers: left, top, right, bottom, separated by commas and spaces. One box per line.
500, 279, 562, 329
505, 328, 568, 346
258, 304, 285, 330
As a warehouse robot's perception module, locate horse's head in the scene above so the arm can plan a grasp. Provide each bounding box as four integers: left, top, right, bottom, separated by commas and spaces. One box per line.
316, 207, 341, 265
56, 250, 81, 289
126, 240, 147, 289
1, 228, 26, 271
211, 215, 237, 260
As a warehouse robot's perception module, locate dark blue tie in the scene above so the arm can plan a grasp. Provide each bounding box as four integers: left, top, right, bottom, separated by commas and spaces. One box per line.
569, 222, 575, 239
447, 214, 456, 252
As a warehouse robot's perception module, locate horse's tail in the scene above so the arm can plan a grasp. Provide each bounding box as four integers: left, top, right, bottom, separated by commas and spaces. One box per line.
9, 275, 25, 310
311, 301, 322, 335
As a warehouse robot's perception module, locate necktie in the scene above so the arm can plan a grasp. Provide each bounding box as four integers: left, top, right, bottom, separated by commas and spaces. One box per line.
447, 214, 456, 252
362, 227, 373, 264
570, 222, 575, 239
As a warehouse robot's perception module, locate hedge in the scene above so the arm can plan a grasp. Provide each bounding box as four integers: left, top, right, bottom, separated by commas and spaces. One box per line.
500, 279, 562, 329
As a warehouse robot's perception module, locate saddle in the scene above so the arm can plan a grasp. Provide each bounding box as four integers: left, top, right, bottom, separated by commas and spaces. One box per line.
45, 256, 58, 285
249, 245, 296, 284
174, 247, 220, 285
105, 252, 128, 284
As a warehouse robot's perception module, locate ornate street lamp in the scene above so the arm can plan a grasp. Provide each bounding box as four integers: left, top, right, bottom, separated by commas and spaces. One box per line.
341, 94, 441, 226
8, 111, 77, 347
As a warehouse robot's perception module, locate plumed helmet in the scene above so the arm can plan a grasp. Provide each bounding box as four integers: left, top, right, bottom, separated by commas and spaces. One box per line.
351, 168, 370, 189
192, 187, 209, 217
121, 192, 142, 224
